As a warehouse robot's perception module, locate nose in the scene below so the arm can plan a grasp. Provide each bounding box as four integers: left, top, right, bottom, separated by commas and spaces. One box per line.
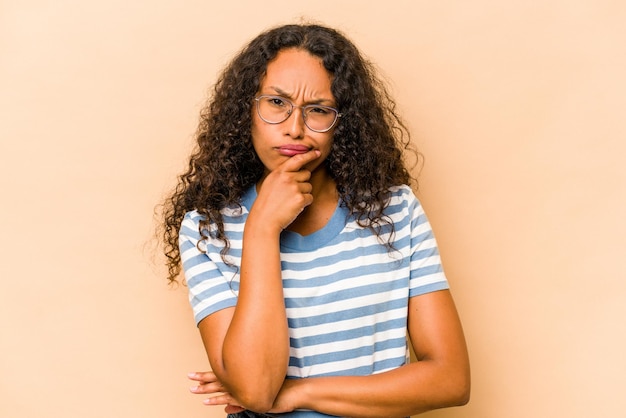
284, 106, 305, 139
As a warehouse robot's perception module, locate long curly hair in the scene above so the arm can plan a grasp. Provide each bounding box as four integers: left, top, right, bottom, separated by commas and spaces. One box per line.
161, 23, 418, 283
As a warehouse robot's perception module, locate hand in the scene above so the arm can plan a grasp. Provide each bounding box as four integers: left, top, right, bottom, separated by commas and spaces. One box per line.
188, 371, 246, 414
252, 149, 321, 231
267, 378, 302, 414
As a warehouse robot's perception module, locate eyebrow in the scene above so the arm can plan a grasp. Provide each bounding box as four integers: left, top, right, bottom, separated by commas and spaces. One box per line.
267, 86, 334, 105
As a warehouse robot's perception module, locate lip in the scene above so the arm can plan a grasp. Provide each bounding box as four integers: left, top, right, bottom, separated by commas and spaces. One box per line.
276, 144, 312, 157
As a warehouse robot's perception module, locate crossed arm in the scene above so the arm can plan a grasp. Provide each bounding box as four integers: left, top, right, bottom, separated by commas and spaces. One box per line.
191, 289, 470, 417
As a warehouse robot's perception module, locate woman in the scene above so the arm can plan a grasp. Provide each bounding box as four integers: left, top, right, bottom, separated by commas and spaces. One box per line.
161, 23, 470, 417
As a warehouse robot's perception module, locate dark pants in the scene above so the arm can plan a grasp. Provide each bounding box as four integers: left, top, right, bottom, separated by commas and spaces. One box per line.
227, 411, 277, 418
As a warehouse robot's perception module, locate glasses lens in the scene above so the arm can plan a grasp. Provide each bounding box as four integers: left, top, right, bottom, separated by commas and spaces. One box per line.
257, 96, 291, 124
303, 106, 338, 132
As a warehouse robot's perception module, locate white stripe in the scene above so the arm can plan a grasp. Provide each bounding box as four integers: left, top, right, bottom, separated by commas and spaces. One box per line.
289, 300, 407, 329
289, 308, 407, 346
288, 346, 406, 377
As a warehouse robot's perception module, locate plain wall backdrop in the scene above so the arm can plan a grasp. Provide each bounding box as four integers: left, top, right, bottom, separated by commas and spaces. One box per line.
1, 1, 625, 417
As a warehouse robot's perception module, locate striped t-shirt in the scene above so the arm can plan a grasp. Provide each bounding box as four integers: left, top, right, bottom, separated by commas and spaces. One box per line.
180, 184, 448, 417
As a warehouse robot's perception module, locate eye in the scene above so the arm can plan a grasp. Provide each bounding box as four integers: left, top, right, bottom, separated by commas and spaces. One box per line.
307, 106, 331, 115
267, 96, 288, 108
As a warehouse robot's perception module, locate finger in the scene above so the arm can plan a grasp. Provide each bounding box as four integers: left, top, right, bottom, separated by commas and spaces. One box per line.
202, 393, 238, 406
291, 169, 312, 184
280, 149, 321, 172
298, 181, 313, 195
190, 380, 227, 394
187, 371, 218, 383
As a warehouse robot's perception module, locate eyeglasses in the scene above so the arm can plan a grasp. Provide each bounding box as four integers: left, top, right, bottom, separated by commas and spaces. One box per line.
254, 95, 342, 133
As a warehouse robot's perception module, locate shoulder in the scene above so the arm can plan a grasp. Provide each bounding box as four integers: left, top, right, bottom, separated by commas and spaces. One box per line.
386, 184, 422, 213
182, 210, 203, 225
180, 189, 254, 235
388, 184, 418, 201
180, 210, 203, 239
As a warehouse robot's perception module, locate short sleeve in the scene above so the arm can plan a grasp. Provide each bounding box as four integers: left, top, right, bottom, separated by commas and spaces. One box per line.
179, 211, 239, 325
405, 189, 450, 297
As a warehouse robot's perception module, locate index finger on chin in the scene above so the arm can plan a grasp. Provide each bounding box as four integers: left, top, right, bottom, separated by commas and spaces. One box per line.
281, 149, 321, 172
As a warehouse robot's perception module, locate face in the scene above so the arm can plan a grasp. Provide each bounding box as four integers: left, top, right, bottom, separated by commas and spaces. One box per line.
251, 48, 337, 175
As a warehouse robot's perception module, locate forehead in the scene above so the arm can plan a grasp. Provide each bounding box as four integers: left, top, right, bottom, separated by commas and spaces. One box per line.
260, 48, 333, 93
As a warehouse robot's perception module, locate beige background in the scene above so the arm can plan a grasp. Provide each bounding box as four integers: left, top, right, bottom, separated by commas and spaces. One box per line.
1, 1, 624, 417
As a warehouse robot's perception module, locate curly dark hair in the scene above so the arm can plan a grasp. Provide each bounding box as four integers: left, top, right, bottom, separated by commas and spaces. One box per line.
160, 23, 419, 283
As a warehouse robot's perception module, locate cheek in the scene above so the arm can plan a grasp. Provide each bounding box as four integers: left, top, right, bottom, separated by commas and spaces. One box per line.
320, 135, 334, 158
250, 117, 267, 152
250, 112, 260, 140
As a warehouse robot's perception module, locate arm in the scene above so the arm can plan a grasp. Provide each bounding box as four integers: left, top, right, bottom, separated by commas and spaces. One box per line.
196, 150, 321, 412
270, 289, 470, 417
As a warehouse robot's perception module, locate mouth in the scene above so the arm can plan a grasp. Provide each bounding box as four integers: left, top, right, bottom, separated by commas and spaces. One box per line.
276, 145, 312, 157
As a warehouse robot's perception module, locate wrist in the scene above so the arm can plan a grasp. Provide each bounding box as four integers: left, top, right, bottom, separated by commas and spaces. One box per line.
245, 211, 284, 237
291, 377, 314, 411
278, 377, 312, 413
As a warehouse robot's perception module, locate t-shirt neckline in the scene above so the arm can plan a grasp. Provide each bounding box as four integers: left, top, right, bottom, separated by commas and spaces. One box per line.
241, 185, 349, 251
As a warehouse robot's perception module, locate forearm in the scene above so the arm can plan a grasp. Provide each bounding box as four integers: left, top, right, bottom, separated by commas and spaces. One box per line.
200, 151, 327, 410
219, 219, 290, 410
291, 360, 470, 418
289, 291, 471, 417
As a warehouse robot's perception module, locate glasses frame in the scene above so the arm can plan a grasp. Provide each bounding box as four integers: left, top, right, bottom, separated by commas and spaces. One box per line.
254, 95, 342, 133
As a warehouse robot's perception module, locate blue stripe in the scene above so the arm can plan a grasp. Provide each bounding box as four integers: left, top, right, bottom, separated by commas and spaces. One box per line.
290, 317, 407, 348
283, 257, 408, 288
412, 264, 443, 277
410, 281, 449, 297
190, 280, 236, 301
181, 252, 212, 271
412, 246, 439, 260
287, 297, 407, 328
289, 336, 408, 368
412, 229, 434, 244
194, 299, 236, 324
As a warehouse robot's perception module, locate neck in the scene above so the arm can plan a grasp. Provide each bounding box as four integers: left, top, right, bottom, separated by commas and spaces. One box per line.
288, 167, 338, 235
309, 166, 336, 200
